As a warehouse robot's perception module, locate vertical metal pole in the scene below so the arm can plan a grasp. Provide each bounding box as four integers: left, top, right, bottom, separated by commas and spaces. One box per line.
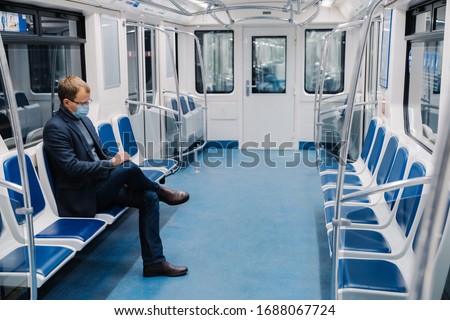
137, 25, 147, 161
314, 32, 332, 165
193, 32, 208, 152
163, 30, 183, 164
165, 28, 209, 164
331, 0, 385, 299
0, 35, 37, 299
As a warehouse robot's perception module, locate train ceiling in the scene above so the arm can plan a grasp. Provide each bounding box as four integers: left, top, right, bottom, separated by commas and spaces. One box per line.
16, 0, 401, 26
117, 0, 395, 26
124, 0, 324, 26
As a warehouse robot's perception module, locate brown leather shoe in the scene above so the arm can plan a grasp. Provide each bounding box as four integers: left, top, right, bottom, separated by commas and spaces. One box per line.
143, 261, 188, 277
157, 186, 190, 205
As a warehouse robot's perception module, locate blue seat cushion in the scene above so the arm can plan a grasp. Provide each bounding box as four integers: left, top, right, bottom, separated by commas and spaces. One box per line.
117, 116, 139, 158
324, 205, 378, 225
321, 173, 362, 187
329, 229, 391, 253
0, 245, 73, 277
140, 169, 165, 182
35, 219, 105, 241
323, 188, 369, 203
98, 205, 126, 217
339, 259, 407, 293
319, 160, 357, 173
97, 123, 120, 156
141, 159, 177, 171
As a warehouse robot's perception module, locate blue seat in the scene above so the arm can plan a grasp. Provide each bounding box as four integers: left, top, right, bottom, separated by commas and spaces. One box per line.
110, 115, 178, 175
187, 96, 196, 111
322, 136, 399, 203
35, 142, 127, 225
324, 146, 409, 228
97, 121, 120, 155
321, 126, 387, 189
336, 162, 437, 299
329, 161, 427, 255
0, 152, 107, 251
319, 118, 378, 174
0, 195, 75, 289
170, 97, 197, 148
0, 224, 76, 288
187, 95, 204, 141
338, 259, 407, 294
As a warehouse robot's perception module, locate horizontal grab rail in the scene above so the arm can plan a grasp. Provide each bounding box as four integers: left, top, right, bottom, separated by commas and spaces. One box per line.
340, 176, 433, 203
333, 19, 365, 32
162, 90, 206, 103
319, 100, 377, 115
125, 99, 178, 115
318, 92, 349, 102
0, 178, 23, 194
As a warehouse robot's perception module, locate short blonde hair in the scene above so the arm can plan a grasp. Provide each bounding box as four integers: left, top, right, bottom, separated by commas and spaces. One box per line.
58, 75, 90, 103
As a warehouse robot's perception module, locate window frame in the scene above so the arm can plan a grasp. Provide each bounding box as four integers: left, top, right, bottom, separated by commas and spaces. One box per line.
304, 28, 346, 95
403, 0, 445, 153
194, 29, 234, 94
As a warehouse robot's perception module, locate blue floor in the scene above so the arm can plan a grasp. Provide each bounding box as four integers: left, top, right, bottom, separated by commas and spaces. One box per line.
39, 149, 330, 300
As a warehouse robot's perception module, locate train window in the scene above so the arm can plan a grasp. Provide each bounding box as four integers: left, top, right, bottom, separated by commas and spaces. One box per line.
126, 26, 156, 104
41, 15, 79, 37
251, 36, 287, 94
127, 26, 139, 101
434, 5, 446, 30
0, 2, 85, 150
195, 30, 234, 94
404, 0, 445, 151
28, 44, 83, 93
406, 1, 446, 35
101, 16, 120, 89
416, 10, 432, 33
304, 29, 345, 94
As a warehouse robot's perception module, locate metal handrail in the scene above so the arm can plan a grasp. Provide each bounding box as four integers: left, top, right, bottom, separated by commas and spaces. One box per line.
137, 0, 322, 27
313, 19, 365, 166
138, 0, 318, 18
162, 28, 208, 165
319, 91, 348, 103
340, 176, 433, 203
331, 0, 386, 300
126, 23, 184, 160
125, 23, 208, 165
320, 100, 378, 116
0, 35, 37, 299
163, 90, 206, 103
125, 99, 178, 115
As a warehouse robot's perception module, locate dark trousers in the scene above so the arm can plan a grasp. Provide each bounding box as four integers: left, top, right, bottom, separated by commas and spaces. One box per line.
95, 161, 165, 265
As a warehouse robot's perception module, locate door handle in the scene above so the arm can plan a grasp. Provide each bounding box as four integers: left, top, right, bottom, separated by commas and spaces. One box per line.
246, 80, 250, 96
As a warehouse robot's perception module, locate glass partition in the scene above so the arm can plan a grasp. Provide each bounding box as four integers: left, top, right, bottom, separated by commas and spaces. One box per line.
126, 26, 157, 105
195, 30, 234, 94
305, 29, 345, 94
126, 25, 139, 102
0, 196, 31, 300
405, 0, 445, 151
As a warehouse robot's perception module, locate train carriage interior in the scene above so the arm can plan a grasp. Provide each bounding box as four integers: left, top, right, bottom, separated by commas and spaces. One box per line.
0, 0, 450, 303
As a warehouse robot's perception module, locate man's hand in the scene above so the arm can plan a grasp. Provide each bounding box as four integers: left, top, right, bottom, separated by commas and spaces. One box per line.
111, 151, 131, 166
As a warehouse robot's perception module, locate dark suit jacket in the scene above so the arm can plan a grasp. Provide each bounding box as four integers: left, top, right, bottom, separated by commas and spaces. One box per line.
43, 108, 113, 217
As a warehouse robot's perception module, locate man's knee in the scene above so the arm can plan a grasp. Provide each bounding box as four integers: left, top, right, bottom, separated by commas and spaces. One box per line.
115, 161, 142, 178
120, 161, 139, 171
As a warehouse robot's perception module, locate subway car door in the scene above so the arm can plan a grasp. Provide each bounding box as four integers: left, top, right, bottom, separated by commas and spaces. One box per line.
243, 27, 296, 149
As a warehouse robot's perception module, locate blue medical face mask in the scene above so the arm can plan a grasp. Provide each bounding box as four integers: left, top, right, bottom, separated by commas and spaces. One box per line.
74, 103, 90, 118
